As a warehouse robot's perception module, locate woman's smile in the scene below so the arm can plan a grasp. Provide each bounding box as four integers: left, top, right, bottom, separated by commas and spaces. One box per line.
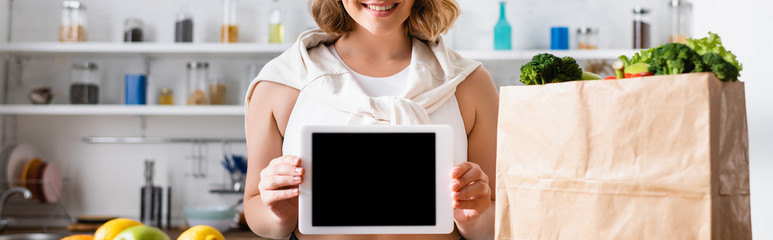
361, 2, 400, 17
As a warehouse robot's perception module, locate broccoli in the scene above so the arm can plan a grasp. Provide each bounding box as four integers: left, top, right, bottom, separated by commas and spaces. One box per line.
702, 52, 739, 82
646, 43, 705, 76
520, 53, 583, 85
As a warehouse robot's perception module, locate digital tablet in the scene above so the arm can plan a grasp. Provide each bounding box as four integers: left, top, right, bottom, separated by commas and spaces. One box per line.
298, 125, 454, 235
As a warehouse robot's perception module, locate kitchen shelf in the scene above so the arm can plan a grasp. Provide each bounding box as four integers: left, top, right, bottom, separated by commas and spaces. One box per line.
0, 105, 245, 116
0, 42, 639, 60
0, 42, 292, 57
457, 49, 641, 61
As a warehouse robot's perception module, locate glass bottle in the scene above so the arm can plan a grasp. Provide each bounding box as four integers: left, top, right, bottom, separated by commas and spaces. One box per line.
221, 0, 239, 43
669, 0, 692, 43
60, 1, 87, 42
577, 27, 599, 50
493, 1, 512, 50
632, 7, 651, 49
159, 88, 174, 105
209, 77, 227, 105
124, 18, 144, 42
70, 62, 99, 104
175, 3, 194, 43
268, 0, 284, 44
186, 62, 209, 105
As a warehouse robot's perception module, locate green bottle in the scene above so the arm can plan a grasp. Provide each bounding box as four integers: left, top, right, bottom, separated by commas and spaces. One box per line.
494, 1, 512, 50
269, 0, 284, 44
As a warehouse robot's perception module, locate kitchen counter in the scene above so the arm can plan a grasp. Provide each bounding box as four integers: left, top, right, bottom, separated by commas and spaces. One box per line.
1, 227, 272, 240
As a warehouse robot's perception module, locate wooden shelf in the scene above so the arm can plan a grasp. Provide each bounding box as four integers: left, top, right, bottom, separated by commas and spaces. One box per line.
0, 105, 245, 116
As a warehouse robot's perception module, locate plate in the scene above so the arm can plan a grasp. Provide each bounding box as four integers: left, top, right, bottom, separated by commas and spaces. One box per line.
31, 162, 46, 202
20, 158, 43, 200
0, 145, 17, 190
7, 144, 37, 188
41, 163, 63, 203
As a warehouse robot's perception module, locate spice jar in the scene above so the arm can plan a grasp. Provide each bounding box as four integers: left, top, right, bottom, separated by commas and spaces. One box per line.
669, 0, 692, 43
186, 62, 209, 105
209, 78, 227, 105
70, 62, 100, 104
632, 7, 651, 49
60, 1, 86, 42
124, 18, 144, 42
175, 5, 194, 43
159, 88, 174, 105
221, 0, 239, 43
577, 27, 599, 50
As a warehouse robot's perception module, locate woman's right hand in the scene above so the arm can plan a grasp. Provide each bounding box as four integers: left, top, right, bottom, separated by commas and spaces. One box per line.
258, 155, 304, 220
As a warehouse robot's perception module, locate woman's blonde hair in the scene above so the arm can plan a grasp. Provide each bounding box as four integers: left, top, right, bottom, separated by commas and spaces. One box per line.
310, 0, 460, 42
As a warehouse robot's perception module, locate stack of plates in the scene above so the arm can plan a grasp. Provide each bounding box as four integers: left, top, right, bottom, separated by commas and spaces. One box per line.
0, 144, 62, 203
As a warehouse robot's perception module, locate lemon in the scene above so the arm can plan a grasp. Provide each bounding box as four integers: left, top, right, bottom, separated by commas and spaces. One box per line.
94, 218, 143, 240
177, 225, 225, 240
61, 235, 94, 240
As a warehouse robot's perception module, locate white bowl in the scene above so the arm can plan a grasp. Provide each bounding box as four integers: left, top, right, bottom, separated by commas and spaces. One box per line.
183, 206, 236, 232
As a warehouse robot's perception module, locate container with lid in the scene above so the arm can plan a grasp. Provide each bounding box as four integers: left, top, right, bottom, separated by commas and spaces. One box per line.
159, 88, 175, 105
577, 27, 599, 50
268, 0, 283, 44
70, 62, 99, 104
124, 18, 144, 42
60, 1, 87, 42
221, 0, 239, 43
633, 7, 651, 49
669, 0, 692, 43
187, 62, 209, 105
175, 4, 194, 43
493, 0, 512, 50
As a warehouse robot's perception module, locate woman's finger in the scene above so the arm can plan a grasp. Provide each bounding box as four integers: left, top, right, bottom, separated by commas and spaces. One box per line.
453, 181, 489, 201
450, 162, 474, 179
269, 155, 301, 167
453, 198, 490, 210
264, 163, 304, 177
261, 188, 300, 205
259, 175, 303, 191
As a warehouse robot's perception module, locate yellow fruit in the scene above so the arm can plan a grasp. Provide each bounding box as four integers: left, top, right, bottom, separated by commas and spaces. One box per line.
94, 218, 143, 240
177, 225, 225, 240
62, 235, 94, 240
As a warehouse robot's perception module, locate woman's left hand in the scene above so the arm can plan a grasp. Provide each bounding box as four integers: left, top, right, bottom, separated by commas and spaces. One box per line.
450, 162, 491, 224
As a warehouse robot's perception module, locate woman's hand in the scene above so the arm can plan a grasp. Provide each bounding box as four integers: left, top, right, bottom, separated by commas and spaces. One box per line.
450, 162, 491, 224
258, 155, 304, 221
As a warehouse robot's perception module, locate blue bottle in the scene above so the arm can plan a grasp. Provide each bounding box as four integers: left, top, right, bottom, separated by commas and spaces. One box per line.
493, 1, 512, 50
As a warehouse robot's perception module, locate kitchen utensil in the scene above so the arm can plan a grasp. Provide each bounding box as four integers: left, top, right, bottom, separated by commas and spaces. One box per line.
183, 206, 235, 232
7, 144, 36, 188
41, 163, 63, 203
140, 160, 163, 228
31, 162, 46, 203
0, 145, 16, 190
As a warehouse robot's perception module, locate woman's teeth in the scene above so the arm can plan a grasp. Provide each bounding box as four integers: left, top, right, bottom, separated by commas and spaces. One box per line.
365, 3, 396, 11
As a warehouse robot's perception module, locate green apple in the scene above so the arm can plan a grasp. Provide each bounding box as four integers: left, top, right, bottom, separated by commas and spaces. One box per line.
114, 225, 170, 240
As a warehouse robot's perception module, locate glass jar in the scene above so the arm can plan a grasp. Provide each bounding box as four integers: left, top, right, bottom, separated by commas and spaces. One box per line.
186, 62, 209, 105
577, 27, 599, 50
124, 18, 144, 42
632, 7, 651, 49
268, 0, 283, 44
159, 88, 175, 105
209, 77, 227, 105
669, 0, 692, 43
60, 1, 86, 42
70, 62, 99, 104
221, 0, 239, 43
175, 5, 194, 43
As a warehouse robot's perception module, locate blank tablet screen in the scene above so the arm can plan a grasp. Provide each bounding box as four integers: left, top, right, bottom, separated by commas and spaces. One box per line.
311, 132, 436, 227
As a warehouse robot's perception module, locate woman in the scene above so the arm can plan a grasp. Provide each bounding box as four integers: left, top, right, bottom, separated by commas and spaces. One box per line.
244, 0, 498, 239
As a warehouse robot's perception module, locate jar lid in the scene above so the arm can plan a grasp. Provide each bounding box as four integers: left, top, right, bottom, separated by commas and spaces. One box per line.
577, 27, 597, 34
63, 1, 85, 9
633, 7, 650, 14
161, 88, 173, 94
72, 62, 98, 70
669, 0, 691, 7
187, 61, 210, 69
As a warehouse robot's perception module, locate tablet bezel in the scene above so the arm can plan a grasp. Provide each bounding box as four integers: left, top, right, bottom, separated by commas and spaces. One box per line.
298, 125, 454, 235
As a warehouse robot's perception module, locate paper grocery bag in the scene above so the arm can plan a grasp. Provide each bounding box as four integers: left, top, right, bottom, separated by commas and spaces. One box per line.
495, 73, 751, 240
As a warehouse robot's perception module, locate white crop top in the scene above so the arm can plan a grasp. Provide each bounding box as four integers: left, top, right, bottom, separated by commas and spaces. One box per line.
282, 44, 468, 166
